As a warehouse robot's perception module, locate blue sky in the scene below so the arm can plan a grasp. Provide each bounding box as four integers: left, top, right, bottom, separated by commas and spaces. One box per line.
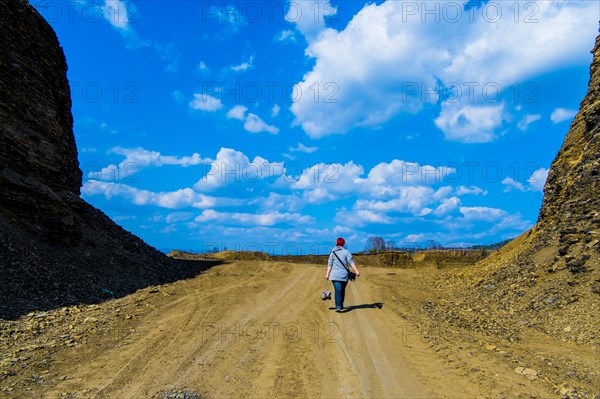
33, 0, 599, 254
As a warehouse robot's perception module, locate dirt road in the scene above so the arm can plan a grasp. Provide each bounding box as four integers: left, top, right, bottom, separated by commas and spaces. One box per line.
3, 261, 576, 398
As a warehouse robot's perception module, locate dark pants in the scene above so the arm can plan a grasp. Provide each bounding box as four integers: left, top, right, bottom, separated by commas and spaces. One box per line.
332, 280, 348, 309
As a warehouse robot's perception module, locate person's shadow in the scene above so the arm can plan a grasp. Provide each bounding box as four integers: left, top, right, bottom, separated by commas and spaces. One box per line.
329, 303, 384, 312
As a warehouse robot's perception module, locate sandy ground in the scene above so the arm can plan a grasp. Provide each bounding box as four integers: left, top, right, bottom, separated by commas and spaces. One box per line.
2, 261, 594, 398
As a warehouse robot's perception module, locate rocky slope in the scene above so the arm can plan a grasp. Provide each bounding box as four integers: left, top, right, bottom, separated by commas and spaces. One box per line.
429, 34, 600, 351
0, 0, 208, 320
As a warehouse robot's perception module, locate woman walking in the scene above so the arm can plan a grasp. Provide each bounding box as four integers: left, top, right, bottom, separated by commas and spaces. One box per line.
325, 237, 360, 312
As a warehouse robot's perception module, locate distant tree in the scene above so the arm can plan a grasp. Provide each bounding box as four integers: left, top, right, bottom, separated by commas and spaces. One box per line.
397, 241, 419, 252
365, 236, 386, 253
425, 240, 442, 250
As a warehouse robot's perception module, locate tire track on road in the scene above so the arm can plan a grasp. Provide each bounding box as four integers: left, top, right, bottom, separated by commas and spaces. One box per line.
46, 271, 267, 398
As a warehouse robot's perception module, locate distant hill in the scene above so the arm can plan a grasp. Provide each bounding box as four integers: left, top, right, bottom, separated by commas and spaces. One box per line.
468, 239, 513, 251
169, 250, 271, 262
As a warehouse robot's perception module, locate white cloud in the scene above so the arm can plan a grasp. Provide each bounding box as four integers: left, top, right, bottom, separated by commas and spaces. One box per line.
271, 104, 281, 117
281, 159, 456, 204
83, 142, 541, 242
165, 212, 194, 223
211, 4, 247, 38
289, 0, 597, 141
419, 208, 435, 217
501, 177, 527, 192
277, 29, 297, 42
285, 161, 364, 202
171, 90, 184, 102
335, 208, 395, 228
85, 146, 287, 198
333, 225, 353, 235
83, 181, 215, 209
112, 215, 137, 223
82, 180, 244, 210
112, 147, 203, 167
441, 3, 596, 83
255, 193, 304, 212
286, 0, 337, 41
191, 195, 220, 209
460, 206, 508, 222
155, 42, 180, 73
198, 61, 209, 73
74, 117, 118, 133
194, 147, 285, 190
487, 213, 533, 235
302, 187, 338, 203
101, 0, 129, 30
455, 186, 487, 196
87, 147, 205, 181
434, 103, 506, 143
243, 113, 279, 134
100, 0, 149, 49
353, 186, 436, 215
350, 185, 456, 218
527, 168, 549, 192
434, 197, 461, 216
432, 186, 453, 201
84, 147, 296, 207
196, 4, 248, 42
403, 233, 430, 244
550, 108, 577, 124
517, 114, 542, 131
366, 160, 455, 187
231, 55, 254, 72
289, 142, 318, 153
227, 105, 279, 134
226, 105, 248, 121
501, 167, 548, 193
189, 93, 223, 112
195, 210, 314, 226
150, 214, 163, 223
401, 208, 532, 245
161, 225, 177, 234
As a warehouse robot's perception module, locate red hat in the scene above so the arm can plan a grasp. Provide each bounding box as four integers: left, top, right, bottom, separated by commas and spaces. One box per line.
336, 237, 345, 247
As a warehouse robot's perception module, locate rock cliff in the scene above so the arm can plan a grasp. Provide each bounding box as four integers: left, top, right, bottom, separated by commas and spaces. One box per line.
439, 33, 600, 347
0, 0, 206, 319
537, 32, 600, 274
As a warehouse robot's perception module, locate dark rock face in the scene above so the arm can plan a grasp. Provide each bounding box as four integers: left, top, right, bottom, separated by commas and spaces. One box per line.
537, 35, 600, 273
0, 0, 81, 197
0, 0, 84, 245
0, 1, 210, 319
